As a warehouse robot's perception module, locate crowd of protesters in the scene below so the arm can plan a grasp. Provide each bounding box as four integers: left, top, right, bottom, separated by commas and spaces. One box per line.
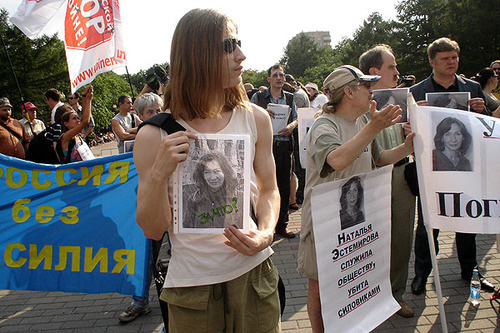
1, 10, 500, 331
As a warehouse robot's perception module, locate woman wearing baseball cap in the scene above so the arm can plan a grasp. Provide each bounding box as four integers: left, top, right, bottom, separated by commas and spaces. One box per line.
298, 65, 415, 331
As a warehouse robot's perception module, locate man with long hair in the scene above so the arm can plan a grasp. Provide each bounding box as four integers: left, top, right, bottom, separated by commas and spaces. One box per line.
133, 8, 281, 331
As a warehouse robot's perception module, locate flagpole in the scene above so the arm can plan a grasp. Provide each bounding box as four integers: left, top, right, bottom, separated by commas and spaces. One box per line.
426, 223, 448, 332
0, 30, 25, 106
125, 66, 135, 100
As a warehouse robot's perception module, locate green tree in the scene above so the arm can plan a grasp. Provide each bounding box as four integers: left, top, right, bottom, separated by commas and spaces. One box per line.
90, 71, 132, 131
301, 47, 341, 88
445, 0, 500, 77
393, 0, 448, 80
394, 0, 500, 79
242, 69, 268, 88
0, 8, 69, 122
280, 32, 321, 78
334, 13, 398, 67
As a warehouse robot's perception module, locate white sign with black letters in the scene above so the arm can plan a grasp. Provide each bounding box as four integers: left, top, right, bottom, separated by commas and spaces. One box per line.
409, 100, 500, 233
311, 166, 399, 332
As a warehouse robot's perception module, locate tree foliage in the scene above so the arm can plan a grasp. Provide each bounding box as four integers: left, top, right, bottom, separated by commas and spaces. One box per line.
0, 9, 69, 122
91, 72, 133, 130
0, 8, 137, 129
242, 69, 268, 88
281, 33, 321, 79
261, 0, 500, 89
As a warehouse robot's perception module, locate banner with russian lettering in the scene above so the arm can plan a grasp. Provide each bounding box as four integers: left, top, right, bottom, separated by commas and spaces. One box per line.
0, 153, 150, 297
409, 100, 500, 233
311, 166, 399, 332
65, 0, 127, 92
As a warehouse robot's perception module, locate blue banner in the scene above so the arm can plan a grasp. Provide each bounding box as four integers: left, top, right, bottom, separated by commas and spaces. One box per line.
0, 153, 150, 296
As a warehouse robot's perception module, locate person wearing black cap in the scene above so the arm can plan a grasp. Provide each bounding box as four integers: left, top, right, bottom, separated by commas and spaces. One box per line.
297, 65, 415, 331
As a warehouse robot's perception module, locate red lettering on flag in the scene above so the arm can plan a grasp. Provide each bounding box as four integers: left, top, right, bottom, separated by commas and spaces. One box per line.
65, 0, 115, 51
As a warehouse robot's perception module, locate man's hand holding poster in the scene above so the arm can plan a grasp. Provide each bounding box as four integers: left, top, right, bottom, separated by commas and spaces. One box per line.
311, 166, 399, 332
409, 99, 500, 234
267, 103, 291, 135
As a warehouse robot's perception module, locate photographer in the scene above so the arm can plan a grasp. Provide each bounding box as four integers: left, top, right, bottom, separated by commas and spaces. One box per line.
398, 75, 416, 88
133, 65, 169, 111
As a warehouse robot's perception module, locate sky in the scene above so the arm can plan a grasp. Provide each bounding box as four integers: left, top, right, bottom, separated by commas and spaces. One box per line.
1, 0, 401, 74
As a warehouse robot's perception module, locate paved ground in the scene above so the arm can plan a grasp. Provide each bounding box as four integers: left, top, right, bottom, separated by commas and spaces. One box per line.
1, 144, 499, 332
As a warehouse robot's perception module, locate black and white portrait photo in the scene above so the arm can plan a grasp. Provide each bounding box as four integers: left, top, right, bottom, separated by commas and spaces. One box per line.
177, 134, 250, 233
432, 116, 473, 172
426, 92, 470, 111
339, 176, 366, 230
372, 88, 409, 122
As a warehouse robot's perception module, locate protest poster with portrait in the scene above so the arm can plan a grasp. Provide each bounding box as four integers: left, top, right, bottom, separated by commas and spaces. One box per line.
298, 107, 316, 167
372, 88, 409, 122
409, 100, 500, 233
172, 134, 251, 234
311, 166, 399, 332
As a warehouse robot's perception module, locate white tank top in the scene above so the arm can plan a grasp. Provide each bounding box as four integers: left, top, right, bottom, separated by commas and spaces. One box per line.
163, 105, 273, 288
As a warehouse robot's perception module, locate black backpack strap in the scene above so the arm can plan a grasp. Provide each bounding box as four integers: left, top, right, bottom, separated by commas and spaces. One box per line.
0, 122, 22, 141
138, 113, 186, 134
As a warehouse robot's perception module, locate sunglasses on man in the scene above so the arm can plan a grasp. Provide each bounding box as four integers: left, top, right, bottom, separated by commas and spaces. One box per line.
223, 38, 241, 53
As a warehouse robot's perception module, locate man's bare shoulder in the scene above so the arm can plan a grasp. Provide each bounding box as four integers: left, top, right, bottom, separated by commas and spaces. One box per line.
136, 124, 162, 144
134, 124, 163, 161
249, 103, 271, 123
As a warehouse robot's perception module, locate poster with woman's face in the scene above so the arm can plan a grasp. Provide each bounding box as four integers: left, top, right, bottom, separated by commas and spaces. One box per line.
339, 176, 366, 230
174, 134, 251, 233
372, 88, 409, 122
431, 113, 473, 172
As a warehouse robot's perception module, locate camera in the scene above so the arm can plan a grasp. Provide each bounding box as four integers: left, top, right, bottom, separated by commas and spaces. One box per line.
399, 75, 416, 87
146, 65, 169, 92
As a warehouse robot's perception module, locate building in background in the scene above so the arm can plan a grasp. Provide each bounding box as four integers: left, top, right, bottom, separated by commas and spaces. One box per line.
303, 31, 331, 48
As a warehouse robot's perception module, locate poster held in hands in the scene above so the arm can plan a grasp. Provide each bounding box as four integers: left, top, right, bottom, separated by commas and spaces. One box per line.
372, 88, 410, 122
311, 166, 399, 332
173, 134, 251, 234
267, 103, 291, 135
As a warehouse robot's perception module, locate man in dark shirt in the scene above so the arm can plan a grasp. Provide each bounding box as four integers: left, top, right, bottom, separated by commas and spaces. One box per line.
251, 64, 298, 238
410, 37, 495, 295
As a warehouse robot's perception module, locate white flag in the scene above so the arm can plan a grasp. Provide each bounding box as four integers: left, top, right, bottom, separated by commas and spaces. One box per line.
64, 0, 127, 92
10, 0, 66, 39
